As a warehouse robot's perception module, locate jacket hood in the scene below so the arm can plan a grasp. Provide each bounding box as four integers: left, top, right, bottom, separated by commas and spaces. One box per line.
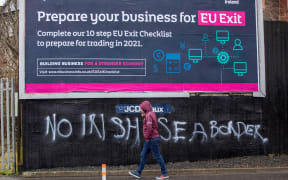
140, 101, 153, 113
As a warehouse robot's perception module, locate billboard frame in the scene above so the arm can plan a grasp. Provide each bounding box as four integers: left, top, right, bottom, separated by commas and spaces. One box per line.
19, 0, 266, 99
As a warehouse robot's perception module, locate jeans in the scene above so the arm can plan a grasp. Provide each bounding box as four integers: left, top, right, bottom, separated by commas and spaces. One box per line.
136, 137, 168, 175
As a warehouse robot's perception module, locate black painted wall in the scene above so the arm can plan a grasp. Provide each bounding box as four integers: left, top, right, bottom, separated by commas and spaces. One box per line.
22, 21, 288, 170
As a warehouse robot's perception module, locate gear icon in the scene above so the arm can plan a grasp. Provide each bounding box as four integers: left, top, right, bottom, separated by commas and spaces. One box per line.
217, 51, 230, 64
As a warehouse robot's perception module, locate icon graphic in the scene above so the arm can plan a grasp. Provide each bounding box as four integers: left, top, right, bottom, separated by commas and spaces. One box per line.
217, 51, 230, 64
202, 33, 209, 42
153, 49, 165, 62
166, 53, 181, 74
153, 64, 159, 73
216, 30, 229, 45
152, 30, 246, 77
233, 39, 244, 51
233, 62, 247, 76
212, 47, 219, 55
188, 49, 203, 63
184, 63, 192, 71
180, 41, 185, 50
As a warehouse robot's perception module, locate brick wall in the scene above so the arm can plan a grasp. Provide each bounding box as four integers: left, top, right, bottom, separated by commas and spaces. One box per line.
280, 0, 288, 21
264, 0, 280, 21
264, 0, 288, 21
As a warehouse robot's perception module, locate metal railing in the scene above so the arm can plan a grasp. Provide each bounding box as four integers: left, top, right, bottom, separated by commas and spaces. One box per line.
0, 78, 16, 173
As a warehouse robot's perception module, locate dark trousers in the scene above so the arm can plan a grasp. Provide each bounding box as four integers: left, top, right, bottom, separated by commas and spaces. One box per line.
136, 137, 168, 175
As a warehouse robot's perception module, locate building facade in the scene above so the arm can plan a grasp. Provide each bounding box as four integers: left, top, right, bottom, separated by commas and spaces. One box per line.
264, 0, 288, 21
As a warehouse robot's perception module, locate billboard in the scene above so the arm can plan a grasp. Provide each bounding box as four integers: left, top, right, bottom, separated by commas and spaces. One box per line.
19, 0, 266, 99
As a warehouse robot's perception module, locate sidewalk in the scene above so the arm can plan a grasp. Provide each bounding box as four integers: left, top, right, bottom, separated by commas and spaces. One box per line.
22, 154, 288, 178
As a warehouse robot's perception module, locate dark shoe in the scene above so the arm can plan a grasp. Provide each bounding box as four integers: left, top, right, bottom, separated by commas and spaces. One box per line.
129, 171, 141, 179
156, 174, 169, 179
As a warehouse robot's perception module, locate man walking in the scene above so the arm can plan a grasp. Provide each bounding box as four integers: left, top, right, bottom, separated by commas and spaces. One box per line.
129, 101, 169, 179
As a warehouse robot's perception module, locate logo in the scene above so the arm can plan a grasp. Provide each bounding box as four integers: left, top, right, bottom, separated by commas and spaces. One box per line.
225, 0, 240, 5
115, 104, 173, 114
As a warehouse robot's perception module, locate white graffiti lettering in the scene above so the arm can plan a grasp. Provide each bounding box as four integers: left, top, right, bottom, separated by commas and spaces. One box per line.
125, 117, 140, 145
173, 121, 187, 143
110, 117, 126, 139
57, 119, 72, 138
81, 114, 86, 136
87, 113, 105, 141
210, 120, 268, 144
110, 117, 140, 145
189, 122, 208, 143
45, 114, 56, 141
158, 117, 172, 142
44, 114, 269, 145
45, 113, 73, 141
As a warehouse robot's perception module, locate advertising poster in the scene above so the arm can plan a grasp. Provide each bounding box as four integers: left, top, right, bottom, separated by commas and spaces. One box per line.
23, 0, 261, 94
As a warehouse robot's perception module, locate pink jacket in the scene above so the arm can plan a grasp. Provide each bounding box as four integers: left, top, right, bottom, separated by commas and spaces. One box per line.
140, 101, 160, 141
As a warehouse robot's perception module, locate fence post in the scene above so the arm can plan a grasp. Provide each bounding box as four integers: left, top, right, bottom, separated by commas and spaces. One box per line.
11, 78, 15, 173
0, 78, 16, 173
0, 79, 4, 170
6, 79, 11, 169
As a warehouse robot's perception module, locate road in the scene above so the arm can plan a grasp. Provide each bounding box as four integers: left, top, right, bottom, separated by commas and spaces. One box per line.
1, 171, 288, 180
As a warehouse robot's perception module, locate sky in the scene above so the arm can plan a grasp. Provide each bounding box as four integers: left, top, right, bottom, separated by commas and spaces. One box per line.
0, 0, 5, 6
